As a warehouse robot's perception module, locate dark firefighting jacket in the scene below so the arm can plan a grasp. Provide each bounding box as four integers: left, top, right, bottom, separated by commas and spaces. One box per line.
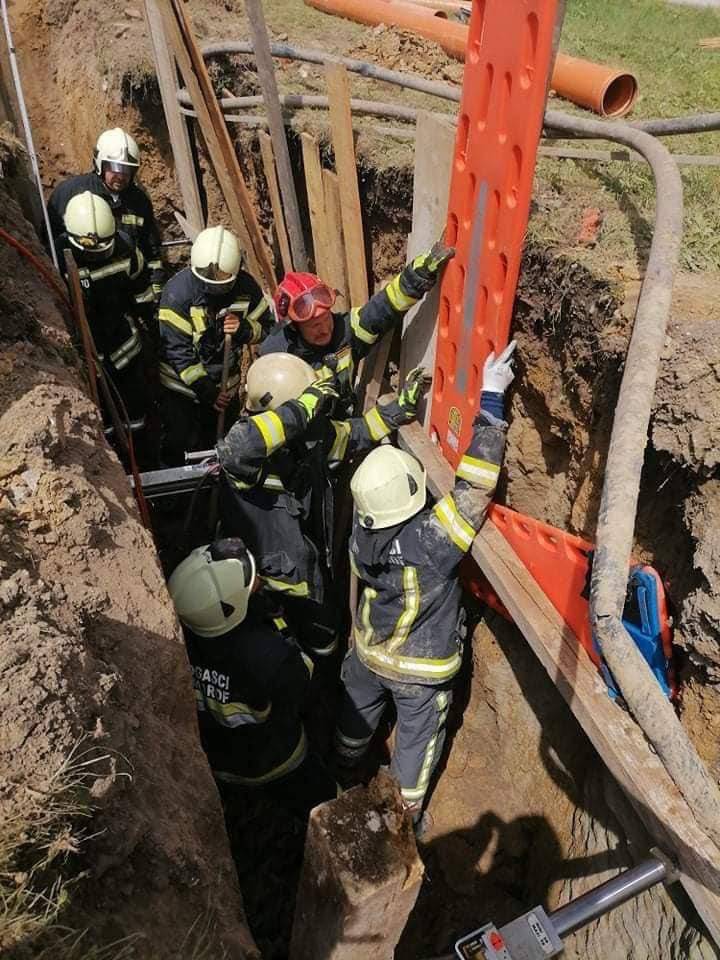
48, 171, 165, 298
259, 258, 434, 399
350, 409, 507, 685
217, 392, 415, 605
184, 595, 314, 784
158, 267, 272, 407
58, 229, 154, 372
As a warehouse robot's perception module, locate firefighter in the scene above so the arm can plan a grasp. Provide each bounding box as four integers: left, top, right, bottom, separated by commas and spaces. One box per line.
217, 354, 428, 661
48, 128, 164, 301
168, 537, 337, 818
333, 341, 517, 836
157, 225, 273, 466
260, 241, 454, 407
59, 191, 154, 450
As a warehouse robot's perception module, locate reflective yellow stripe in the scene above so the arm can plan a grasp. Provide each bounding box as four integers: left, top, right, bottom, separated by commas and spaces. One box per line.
148, 259, 163, 270
364, 406, 391, 442
190, 306, 207, 333
360, 587, 377, 646
301, 652, 315, 678
433, 494, 475, 552
203, 696, 271, 727
350, 306, 377, 345
385, 273, 417, 312
355, 627, 461, 680
349, 552, 361, 578
179, 362, 208, 386
121, 213, 144, 226
260, 576, 310, 598
262, 473, 286, 492
228, 299, 250, 316
158, 363, 198, 400
401, 691, 450, 801
273, 617, 288, 630
456, 454, 500, 488
214, 729, 307, 785
329, 420, 352, 463
88, 258, 131, 281
247, 317, 262, 342
387, 567, 420, 653
130, 248, 145, 279
230, 475, 256, 491
135, 284, 155, 303
252, 410, 286, 453
159, 307, 193, 336
248, 296, 269, 322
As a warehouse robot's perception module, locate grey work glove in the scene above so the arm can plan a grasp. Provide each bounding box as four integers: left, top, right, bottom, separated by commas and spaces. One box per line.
482, 340, 517, 395
411, 239, 456, 290
397, 366, 431, 420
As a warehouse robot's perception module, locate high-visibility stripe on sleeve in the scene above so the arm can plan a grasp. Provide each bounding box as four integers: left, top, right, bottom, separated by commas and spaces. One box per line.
385, 273, 417, 312
364, 406, 391, 442
301, 652, 315, 678
329, 420, 352, 463
148, 259, 163, 271
228, 298, 250, 315
159, 307, 193, 336
88, 258, 131, 281
456, 454, 501, 488
350, 306, 378, 345
179, 362, 209, 386
121, 213, 144, 227
251, 410, 286, 453
135, 284, 155, 303
190, 306, 207, 333
214, 730, 307, 785
247, 317, 262, 342
247, 296, 269, 323
259, 576, 310, 598
432, 493, 476, 552
349, 552, 361, 578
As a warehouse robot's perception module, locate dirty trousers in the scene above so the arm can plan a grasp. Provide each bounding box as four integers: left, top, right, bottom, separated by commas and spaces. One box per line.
335, 647, 452, 812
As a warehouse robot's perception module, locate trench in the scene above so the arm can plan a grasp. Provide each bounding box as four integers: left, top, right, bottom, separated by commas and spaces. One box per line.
3, 32, 720, 960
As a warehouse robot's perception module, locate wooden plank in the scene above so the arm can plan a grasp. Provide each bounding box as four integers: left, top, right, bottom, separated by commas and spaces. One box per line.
244, 0, 308, 270
324, 61, 368, 306
321, 169, 348, 307
398, 420, 720, 947
300, 132, 332, 279
258, 130, 292, 278
160, 0, 275, 290
400, 111, 455, 426
144, 0, 204, 237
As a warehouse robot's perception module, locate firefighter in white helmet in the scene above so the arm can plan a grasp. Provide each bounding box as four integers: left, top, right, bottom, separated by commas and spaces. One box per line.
333, 341, 518, 837
157, 225, 273, 465
48, 128, 165, 301
58, 191, 154, 457
169, 536, 337, 817
216, 353, 429, 662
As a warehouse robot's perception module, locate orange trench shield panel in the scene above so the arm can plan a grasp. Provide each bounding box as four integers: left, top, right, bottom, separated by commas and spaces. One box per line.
430, 0, 561, 461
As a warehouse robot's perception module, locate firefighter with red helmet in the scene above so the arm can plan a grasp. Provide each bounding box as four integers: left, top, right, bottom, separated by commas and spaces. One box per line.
260, 241, 454, 405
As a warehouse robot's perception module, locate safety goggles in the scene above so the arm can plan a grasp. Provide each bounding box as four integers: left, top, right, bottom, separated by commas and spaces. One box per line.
288, 283, 336, 323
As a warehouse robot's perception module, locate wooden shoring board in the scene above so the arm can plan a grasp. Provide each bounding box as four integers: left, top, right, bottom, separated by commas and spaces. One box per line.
144, 0, 204, 237
300, 132, 332, 279
321, 169, 348, 307
324, 61, 368, 306
258, 130, 292, 278
400, 111, 455, 426
398, 420, 720, 947
160, 0, 275, 290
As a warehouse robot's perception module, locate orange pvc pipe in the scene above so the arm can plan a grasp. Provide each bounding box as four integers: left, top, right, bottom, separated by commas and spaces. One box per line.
305, 0, 639, 117
551, 53, 638, 118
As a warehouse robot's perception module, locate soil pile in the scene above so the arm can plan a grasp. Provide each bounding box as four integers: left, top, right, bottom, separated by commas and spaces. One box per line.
0, 174, 257, 958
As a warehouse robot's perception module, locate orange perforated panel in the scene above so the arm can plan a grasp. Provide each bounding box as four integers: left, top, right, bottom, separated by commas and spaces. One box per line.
431, 0, 561, 463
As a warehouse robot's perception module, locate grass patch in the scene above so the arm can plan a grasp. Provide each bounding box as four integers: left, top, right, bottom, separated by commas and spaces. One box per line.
533, 0, 720, 272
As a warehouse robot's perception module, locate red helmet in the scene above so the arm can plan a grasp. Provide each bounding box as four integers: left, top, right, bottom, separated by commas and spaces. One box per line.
274, 272, 336, 323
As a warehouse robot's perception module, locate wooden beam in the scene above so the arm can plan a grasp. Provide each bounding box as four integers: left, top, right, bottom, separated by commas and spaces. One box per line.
324, 61, 368, 306
400, 111, 455, 426
398, 420, 720, 947
321, 169, 348, 307
244, 0, 308, 270
159, 0, 275, 290
258, 130, 292, 278
144, 0, 204, 237
300, 132, 332, 279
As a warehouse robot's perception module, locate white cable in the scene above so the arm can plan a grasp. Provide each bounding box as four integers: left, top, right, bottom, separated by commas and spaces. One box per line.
0, 0, 59, 270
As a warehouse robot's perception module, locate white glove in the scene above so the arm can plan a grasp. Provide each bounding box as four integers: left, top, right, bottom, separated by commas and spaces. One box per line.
482, 340, 517, 394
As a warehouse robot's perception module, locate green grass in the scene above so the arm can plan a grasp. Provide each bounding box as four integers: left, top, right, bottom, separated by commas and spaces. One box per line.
531, 0, 720, 273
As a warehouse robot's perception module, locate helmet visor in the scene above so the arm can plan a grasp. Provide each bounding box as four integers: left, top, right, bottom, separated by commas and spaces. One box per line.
101, 159, 138, 174
288, 283, 336, 323
68, 233, 115, 260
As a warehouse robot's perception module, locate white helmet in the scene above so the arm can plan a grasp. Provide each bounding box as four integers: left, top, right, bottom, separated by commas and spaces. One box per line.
191, 226, 242, 291
94, 127, 140, 176
351, 446, 427, 530
245, 353, 316, 412
63, 191, 116, 258
168, 539, 256, 638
